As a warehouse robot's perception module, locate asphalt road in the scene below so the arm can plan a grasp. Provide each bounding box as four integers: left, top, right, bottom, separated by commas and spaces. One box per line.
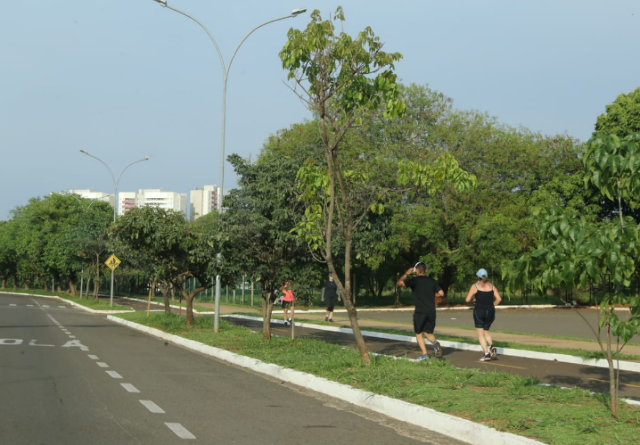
356, 307, 640, 343
0, 293, 466, 445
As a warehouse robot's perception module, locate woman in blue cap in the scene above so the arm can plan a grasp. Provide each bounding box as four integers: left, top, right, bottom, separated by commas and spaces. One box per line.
465, 268, 502, 361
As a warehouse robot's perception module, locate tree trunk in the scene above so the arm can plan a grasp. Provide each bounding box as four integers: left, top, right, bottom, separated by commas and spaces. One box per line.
262, 291, 275, 340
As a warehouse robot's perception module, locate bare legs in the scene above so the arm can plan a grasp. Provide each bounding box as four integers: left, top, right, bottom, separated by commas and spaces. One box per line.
416, 332, 437, 355
476, 328, 493, 354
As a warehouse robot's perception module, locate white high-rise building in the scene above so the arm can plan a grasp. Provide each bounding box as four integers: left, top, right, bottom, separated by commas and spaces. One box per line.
117, 192, 137, 216
189, 185, 220, 221
116, 189, 187, 217
68, 189, 114, 209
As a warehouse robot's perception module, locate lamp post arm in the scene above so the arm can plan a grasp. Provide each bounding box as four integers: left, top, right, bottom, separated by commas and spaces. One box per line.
114, 157, 150, 222
162, 4, 226, 77
82, 152, 117, 191
227, 14, 295, 75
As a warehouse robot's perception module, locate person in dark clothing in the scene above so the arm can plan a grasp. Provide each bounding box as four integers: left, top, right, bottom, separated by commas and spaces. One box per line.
465, 268, 502, 361
397, 262, 444, 361
321, 273, 341, 322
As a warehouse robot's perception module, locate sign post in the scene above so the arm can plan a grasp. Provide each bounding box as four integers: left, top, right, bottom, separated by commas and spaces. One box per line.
104, 254, 121, 307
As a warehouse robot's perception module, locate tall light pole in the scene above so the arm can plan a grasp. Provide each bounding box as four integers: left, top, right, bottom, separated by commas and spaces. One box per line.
79, 150, 151, 307
151, 1, 307, 332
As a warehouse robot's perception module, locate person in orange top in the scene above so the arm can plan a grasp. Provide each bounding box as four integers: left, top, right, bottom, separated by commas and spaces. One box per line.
281, 280, 295, 326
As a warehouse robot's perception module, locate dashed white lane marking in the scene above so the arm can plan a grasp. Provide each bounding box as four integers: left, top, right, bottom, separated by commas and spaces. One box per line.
88, 355, 99, 360
68, 336, 76, 339
165, 423, 195, 439
58, 306, 67, 308
43, 305, 50, 308
140, 400, 165, 414
106, 371, 122, 379
27, 305, 33, 307
10, 304, 16, 307
121, 383, 140, 393
97, 362, 109, 368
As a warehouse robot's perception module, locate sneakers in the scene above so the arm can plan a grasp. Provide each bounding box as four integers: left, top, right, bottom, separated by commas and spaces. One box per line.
328, 318, 334, 322
288, 318, 292, 323
480, 353, 492, 362
416, 354, 430, 362
433, 341, 443, 359
283, 321, 289, 327
489, 346, 497, 359
324, 316, 329, 321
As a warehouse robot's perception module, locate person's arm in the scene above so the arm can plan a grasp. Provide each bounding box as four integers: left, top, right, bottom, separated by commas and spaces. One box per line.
321, 287, 325, 302
436, 289, 444, 298
493, 285, 502, 306
465, 285, 476, 303
397, 267, 414, 287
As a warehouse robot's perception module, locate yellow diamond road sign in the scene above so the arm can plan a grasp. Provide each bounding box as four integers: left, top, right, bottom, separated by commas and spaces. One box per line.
105, 254, 121, 271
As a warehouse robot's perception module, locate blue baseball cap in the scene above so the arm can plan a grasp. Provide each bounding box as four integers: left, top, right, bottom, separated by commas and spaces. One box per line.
476, 268, 488, 278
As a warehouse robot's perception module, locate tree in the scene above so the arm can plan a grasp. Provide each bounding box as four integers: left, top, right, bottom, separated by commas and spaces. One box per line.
113, 206, 219, 326
220, 154, 317, 339
594, 86, 640, 137
505, 132, 640, 417
281, 9, 474, 363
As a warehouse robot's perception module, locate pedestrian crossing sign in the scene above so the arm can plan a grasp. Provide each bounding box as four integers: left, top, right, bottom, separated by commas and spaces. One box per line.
105, 254, 121, 271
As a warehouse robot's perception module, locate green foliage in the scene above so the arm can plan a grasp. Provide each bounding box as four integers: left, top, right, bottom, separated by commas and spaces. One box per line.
594, 86, 640, 138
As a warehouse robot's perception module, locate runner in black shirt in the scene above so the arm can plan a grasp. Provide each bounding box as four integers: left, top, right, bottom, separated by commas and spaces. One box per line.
397, 262, 444, 361
321, 273, 340, 322
465, 268, 502, 361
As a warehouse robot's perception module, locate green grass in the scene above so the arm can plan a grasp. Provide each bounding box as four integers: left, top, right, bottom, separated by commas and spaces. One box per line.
115, 311, 640, 445
1, 288, 130, 311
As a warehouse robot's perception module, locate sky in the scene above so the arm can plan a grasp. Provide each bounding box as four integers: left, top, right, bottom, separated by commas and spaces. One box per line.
1, 1, 639, 220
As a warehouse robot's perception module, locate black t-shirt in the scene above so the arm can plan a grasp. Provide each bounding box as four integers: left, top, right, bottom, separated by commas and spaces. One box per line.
404, 276, 442, 313
324, 281, 338, 298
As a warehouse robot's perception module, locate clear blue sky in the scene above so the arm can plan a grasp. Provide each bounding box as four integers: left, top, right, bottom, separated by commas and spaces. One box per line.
1, 1, 638, 220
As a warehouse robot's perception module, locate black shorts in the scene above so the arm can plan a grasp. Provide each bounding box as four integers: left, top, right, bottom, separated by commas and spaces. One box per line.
282, 301, 292, 309
413, 312, 436, 334
473, 307, 495, 330
326, 305, 335, 312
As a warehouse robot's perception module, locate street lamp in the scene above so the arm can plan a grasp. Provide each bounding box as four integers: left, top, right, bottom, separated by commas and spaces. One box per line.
151, 1, 307, 332
79, 150, 151, 307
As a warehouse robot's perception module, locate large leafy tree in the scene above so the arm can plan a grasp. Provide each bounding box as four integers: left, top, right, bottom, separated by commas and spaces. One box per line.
220, 154, 317, 339
505, 132, 640, 417
594, 86, 640, 137
113, 206, 220, 326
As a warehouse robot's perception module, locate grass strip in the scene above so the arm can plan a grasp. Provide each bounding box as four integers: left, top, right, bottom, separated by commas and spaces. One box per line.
115, 312, 639, 445
2, 289, 130, 311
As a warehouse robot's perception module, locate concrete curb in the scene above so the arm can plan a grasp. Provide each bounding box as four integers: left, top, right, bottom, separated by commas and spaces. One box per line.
225, 315, 640, 374
107, 315, 545, 445
2, 292, 134, 314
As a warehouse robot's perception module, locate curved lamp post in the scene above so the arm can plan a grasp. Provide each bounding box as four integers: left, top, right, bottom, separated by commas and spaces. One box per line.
151, 1, 307, 331
79, 150, 151, 306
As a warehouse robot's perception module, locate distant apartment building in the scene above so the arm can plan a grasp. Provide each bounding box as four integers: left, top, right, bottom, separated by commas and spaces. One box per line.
189, 185, 220, 222
117, 192, 137, 216
116, 189, 187, 217
68, 189, 114, 209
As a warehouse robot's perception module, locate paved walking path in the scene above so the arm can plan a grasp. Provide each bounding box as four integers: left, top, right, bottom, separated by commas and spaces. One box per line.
199, 302, 640, 357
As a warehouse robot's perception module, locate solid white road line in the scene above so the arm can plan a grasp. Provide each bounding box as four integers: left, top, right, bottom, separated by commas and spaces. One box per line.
88, 355, 99, 360
106, 371, 122, 379
96, 362, 109, 368
121, 383, 140, 393
140, 400, 165, 414
165, 423, 195, 439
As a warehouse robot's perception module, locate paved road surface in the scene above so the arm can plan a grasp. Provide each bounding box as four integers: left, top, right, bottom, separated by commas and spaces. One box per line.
0, 293, 465, 445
